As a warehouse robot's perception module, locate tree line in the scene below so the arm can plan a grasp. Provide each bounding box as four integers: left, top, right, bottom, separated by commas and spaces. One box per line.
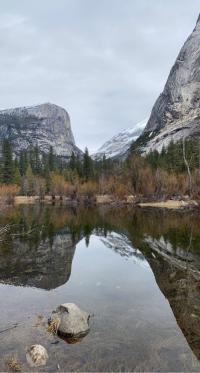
0, 139, 114, 197
1, 136, 200, 201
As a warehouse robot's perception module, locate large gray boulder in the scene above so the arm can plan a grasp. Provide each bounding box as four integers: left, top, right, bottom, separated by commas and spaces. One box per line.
49, 303, 90, 338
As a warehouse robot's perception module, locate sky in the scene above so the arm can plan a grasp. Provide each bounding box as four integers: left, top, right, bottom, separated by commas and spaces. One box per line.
0, 0, 199, 152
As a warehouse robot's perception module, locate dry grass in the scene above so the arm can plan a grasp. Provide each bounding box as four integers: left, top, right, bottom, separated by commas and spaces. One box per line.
0, 184, 20, 204
6, 357, 22, 372
47, 318, 60, 335
78, 181, 98, 198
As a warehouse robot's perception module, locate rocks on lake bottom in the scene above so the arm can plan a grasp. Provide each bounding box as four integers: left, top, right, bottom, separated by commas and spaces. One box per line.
26, 344, 48, 367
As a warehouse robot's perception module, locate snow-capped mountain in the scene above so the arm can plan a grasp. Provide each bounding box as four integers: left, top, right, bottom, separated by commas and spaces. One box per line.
92, 118, 148, 160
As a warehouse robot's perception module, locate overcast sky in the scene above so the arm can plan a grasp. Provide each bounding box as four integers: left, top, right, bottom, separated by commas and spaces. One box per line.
0, 0, 199, 151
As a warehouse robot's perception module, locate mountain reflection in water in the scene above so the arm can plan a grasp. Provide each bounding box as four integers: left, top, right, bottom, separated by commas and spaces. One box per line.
0, 205, 200, 371
0, 227, 77, 290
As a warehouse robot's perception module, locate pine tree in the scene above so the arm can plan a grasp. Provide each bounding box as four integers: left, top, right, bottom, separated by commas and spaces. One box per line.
45, 170, 51, 193
75, 155, 83, 177
2, 139, 13, 183
19, 150, 28, 175
69, 151, 76, 170
25, 164, 34, 195
48, 146, 55, 171
102, 154, 107, 172
83, 148, 94, 181
35, 146, 41, 174
0, 163, 3, 183
13, 167, 21, 186
31, 146, 41, 174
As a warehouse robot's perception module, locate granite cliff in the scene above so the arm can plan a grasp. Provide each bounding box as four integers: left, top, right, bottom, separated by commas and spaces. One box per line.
137, 14, 200, 154
0, 102, 81, 157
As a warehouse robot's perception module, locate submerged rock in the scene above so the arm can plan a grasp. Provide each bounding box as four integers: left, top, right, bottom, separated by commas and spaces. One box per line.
26, 344, 48, 367
49, 303, 90, 340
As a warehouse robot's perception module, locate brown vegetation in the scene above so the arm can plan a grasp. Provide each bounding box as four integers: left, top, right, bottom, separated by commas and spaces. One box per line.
47, 318, 59, 335
2, 152, 200, 206
0, 184, 20, 204
6, 357, 22, 372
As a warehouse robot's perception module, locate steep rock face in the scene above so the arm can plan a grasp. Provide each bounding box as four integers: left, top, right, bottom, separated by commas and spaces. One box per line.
93, 119, 147, 160
140, 15, 200, 153
0, 102, 81, 157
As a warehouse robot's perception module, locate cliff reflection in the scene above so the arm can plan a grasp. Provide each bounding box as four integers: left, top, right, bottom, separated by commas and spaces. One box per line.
0, 206, 82, 290
0, 228, 77, 290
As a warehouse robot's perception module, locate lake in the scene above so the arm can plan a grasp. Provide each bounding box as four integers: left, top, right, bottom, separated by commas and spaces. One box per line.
0, 205, 200, 372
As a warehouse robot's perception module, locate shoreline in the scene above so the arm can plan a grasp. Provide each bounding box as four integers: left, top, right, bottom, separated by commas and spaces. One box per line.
8, 195, 199, 211
138, 199, 199, 210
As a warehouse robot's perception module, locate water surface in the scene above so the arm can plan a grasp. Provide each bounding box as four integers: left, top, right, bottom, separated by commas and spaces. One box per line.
0, 205, 200, 372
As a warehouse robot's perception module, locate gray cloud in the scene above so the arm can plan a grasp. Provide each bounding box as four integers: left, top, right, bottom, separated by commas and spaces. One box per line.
0, 0, 199, 151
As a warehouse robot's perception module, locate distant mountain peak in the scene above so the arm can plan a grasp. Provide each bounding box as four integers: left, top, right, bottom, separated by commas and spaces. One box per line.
92, 118, 148, 160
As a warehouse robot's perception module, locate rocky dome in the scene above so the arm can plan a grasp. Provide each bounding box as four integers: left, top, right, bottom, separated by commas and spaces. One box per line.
0, 102, 81, 157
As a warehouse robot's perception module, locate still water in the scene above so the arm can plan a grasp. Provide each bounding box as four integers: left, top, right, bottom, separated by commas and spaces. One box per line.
0, 205, 200, 372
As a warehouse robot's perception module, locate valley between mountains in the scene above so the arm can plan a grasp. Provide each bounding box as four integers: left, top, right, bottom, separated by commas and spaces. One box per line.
0, 14, 200, 208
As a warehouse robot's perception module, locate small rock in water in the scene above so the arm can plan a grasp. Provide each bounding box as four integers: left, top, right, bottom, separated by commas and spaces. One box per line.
49, 303, 90, 340
26, 344, 48, 367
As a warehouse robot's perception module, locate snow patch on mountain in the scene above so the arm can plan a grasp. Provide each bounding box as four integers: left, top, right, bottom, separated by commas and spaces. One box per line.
92, 118, 148, 160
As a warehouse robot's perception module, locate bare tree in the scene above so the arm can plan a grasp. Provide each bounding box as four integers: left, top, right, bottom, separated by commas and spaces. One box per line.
182, 135, 192, 197
198, 137, 200, 174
